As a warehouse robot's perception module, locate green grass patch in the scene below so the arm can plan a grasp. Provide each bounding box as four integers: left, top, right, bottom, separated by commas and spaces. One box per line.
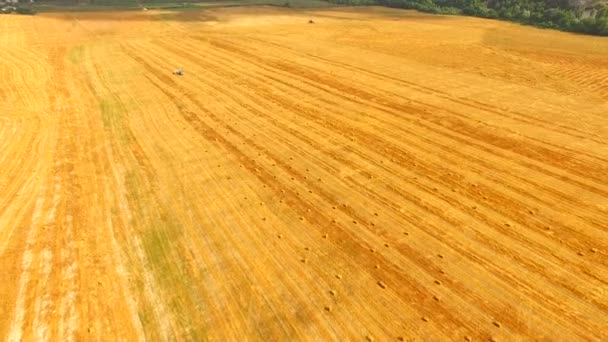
68, 45, 84, 64
99, 98, 117, 130
99, 97, 132, 145
123, 169, 206, 340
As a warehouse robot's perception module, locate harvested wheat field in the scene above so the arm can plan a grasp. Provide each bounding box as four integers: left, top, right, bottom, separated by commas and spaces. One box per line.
1, 5, 608, 341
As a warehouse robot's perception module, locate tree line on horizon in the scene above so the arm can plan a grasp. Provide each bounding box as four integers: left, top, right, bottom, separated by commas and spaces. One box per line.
327, 0, 608, 35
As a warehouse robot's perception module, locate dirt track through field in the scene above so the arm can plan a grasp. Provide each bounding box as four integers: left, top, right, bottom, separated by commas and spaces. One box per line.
1, 6, 608, 340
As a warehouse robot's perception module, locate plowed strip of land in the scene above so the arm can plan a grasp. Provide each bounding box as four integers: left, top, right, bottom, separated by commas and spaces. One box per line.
1, 6, 607, 340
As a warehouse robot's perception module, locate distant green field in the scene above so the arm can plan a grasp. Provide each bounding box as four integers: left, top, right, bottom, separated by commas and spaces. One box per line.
33, 0, 336, 12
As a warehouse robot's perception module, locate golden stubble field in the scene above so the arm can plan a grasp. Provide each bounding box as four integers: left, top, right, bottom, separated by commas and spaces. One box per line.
0, 6, 607, 341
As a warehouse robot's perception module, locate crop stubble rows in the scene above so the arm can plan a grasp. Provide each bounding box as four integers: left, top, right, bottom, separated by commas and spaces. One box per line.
0, 7, 607, 341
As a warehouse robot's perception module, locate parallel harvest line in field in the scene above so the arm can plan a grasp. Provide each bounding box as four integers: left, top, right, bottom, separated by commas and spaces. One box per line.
184, 30, 604, 326
200, 37, 608, 196
165, 36, 608, 252
123, 42, 488, 339
121, 38, 600, 340
127, 52, 418, 340
242, 35, 608, 145
239, 33, 608, 145
187, 41, 606, 234
148, 32, 608, 284
115, 36, 370, 336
